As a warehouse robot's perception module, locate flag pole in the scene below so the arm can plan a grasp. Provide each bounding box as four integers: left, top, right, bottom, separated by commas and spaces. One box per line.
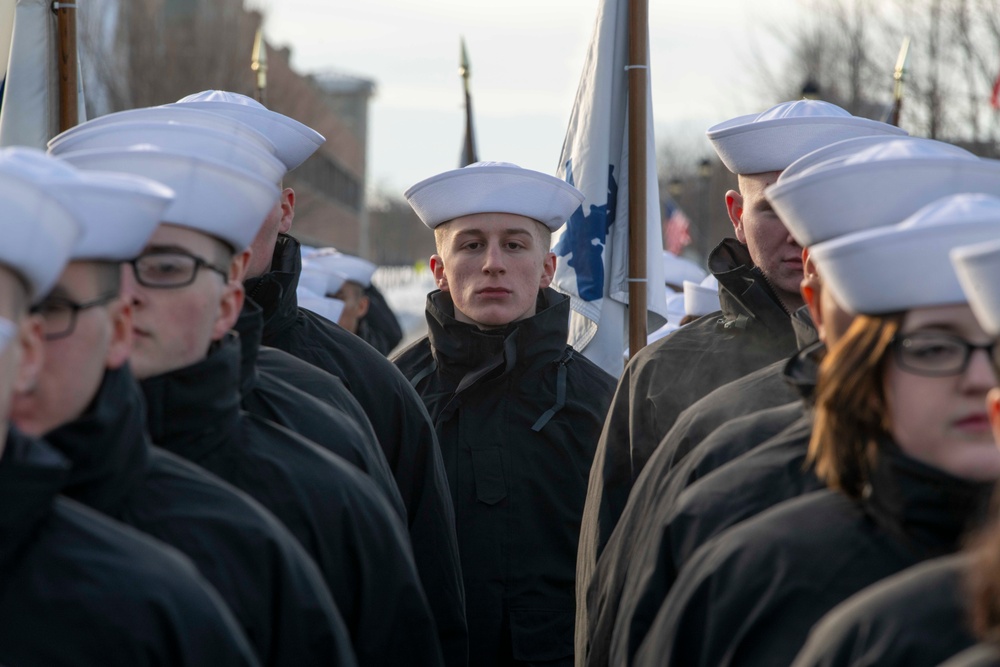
888, 36, 910, 127
626, 0, 648, 358
54, 0, 78, 132
251, 27, 268, 106
459, 37, 478, 166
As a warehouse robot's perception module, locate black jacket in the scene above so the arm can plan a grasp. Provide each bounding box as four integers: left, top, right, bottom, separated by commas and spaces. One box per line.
235, 300, 405, 519
358, 283, 403, 356
582, 342, 819, 667
576, 239, 801, 653
47, 364, 357, 667
791, 553, 974, 667
246, 234, 467, 667
395, 288, 615, 667
140, 334, 444, 667
0, 429, 259, 666
634, 445, 994, 667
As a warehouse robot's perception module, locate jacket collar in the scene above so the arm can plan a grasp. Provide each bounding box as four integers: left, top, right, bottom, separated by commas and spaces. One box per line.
863, 440, 993, 558
139, 334, 243, 464
708, 238, 796, 342
233, 298, 264, 400
45, 366, 151, 517
243, 233, 301, 341
426, 287, 570, 383
0, 428, 70, 574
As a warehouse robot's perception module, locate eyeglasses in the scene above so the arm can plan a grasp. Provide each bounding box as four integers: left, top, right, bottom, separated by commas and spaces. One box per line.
892, 331, 999, 377
33, 292, 119, 341
128, 251, 228, 289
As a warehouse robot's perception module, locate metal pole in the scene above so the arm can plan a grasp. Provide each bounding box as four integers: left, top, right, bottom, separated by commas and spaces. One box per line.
626, 0, 648, 359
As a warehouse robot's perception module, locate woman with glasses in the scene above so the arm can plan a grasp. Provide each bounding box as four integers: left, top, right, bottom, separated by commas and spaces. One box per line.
633, 194, 1000, 667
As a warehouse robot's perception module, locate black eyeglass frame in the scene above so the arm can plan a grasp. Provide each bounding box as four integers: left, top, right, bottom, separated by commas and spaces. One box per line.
128, 250, 229, 289
34, 292, 120, 341
891, 331, 999, 378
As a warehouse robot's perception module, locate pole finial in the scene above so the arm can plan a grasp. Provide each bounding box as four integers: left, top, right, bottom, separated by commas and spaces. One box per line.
251, 27, 268, 104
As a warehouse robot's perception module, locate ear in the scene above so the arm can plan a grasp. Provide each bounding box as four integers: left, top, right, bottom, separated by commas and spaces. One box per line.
539, 251, 557, 289
726, 190, 746, 244
988, 387, 1000, 446
430, 254, 449, 292
231, 249, 252, 283
356, 295, 370, 319
105, 298, 134, 370
211, 281, 245, 341
12, 315, 44, 395
278, 188, 295, 234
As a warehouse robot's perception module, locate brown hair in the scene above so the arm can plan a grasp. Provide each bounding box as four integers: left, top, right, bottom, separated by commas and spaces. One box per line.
808, 312, 902, 499
966, 494, 1000, 646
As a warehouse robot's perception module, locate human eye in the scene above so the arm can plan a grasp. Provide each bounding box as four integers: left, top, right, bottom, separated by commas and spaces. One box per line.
35, 299, 71, 318
139, 254, 193, 280
902, 335, 963, 361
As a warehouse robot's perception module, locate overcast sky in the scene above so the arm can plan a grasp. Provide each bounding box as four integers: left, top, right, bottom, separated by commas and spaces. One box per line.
259, 0, 809, 196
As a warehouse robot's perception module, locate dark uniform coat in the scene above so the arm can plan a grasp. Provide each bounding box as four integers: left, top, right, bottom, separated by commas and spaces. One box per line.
47, 365, 357, 667
634, 445, 993, 667
358, 283, 403, 356
140, 334, 444, 667
246, 233, 467, 667
234, 300, 405, 518
583, 345, 818, 666
394, 288, 615, 667
791, 553, 974, 667
575, 239, 801, 657
0, 429, 259, 666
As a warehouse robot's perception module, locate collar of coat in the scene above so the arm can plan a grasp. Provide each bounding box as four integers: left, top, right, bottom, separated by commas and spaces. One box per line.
425, 287, 571, 382
709, 238, 795, 339
0, 428, 70, 573
45, 366, 152, 518
139, 333, 243, 464
243, 233, 302, 342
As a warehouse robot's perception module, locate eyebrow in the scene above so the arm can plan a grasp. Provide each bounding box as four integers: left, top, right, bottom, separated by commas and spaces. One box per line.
452, 228, 535, 238
142, 244, 196, 255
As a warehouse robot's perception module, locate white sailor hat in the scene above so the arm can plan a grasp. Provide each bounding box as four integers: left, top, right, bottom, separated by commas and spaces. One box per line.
299, 295, 346, 325
3, 148, 174, 263
707, 100, 907, 175
766, 138, 999, 247
952, 236, 1000, 337
59, 146, 280, 252
48, 106, 277, 158
684, 275, 721, 318
0, 149, 81, 300
404, 161, 585, 231
172, 90, 325, 171
664, 291, 686, 324
300, 260, 347, 298
48, 121, 287, 186
305, 248, 376, 289
810, 193, 1000, 315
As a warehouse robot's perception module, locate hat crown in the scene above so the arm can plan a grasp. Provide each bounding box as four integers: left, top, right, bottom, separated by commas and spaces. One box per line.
902, 193, 1000, 229
1, 146, 79, 181
754, 99, 852, 121
177, 90, 266, 110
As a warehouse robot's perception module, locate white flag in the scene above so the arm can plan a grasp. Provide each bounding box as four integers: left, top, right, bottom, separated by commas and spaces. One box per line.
551, 0, 666, 378
0, 0, 83, 148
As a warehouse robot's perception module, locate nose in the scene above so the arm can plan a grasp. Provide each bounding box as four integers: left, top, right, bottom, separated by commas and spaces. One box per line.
963, 346, 998, 393
119, 263, 145, 306
482, 242, 506, 274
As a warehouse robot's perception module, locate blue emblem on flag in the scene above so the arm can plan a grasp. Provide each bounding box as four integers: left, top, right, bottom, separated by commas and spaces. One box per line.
553, 161, 619, 301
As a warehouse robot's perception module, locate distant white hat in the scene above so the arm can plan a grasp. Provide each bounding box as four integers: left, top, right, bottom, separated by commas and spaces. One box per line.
662, 251, 707, 287
404, 161, 585, 231
305, 248, 376, 289
810, 193, 1000, 315
952, 236, 1000, 336
707, 100, 907, 175
0, 149, 81, 300
47, 121, 287, 185
172, 90, 325, 170
766, 138, 998, 247
300, 260, 346, 297
684, 274, 721, 318
48, 106, 277, 157
299, 295, 345, 324
60, 146, 280, 252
